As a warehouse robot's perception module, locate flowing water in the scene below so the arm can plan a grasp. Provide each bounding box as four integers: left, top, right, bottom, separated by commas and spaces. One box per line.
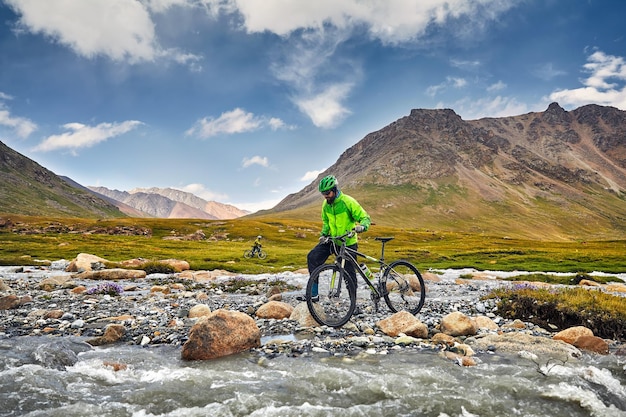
1, 336, 626, 417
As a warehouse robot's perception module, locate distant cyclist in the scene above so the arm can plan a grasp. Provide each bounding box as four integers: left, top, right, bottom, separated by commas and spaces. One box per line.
297, 175, 371, 301
252, 235, 262, 255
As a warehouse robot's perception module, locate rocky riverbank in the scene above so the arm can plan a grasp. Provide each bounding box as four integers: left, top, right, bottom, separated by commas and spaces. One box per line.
1, 260, 625, 366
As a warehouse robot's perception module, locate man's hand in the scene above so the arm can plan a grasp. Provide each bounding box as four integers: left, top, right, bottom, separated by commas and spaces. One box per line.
354, 225, 365, 233
319, 236, 330, 244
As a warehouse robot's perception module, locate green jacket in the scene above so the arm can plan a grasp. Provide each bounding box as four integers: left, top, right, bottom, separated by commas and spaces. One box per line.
320, 192, 371, 246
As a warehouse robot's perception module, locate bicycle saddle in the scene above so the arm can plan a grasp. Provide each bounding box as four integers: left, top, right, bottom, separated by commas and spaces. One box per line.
374, 237, 394, 243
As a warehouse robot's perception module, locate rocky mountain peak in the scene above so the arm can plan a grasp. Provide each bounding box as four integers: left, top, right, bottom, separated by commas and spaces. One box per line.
542, 102, 571, 125
270, 102, 626, 239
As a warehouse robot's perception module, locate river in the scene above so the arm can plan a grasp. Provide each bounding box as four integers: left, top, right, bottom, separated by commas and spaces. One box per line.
2, 333, 626, 416
1, 267, 626, 416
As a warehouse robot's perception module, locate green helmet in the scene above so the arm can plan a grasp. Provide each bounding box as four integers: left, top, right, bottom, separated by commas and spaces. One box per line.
318, 175, 338, 192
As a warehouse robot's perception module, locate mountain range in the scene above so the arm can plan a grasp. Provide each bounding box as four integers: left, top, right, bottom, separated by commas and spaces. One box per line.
0, 140, 247, 220
2, 102, 625, 239
87, 186, 249, 219
267, 102, 626, 240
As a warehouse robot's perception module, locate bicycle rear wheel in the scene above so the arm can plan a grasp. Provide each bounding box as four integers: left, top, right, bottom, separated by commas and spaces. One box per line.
243, 250, 253, 259
306, 264, 356, 328
381, 260, 425, 315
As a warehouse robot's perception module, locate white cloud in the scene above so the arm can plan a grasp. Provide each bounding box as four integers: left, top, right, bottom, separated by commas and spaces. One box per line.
426, 76, 468, 97
268, 117, 288, 130
5, 0, 200, 67
0, 93, 37, 138
294, 83, 353, 128
487, 81, 506, 92
186, 108, 288, 138
242, 155, 269, 168
5, 1, 519, 129
145, 0, 193, 13
270, 27, 357, 128
176, 183, 228, 201
33, 120, 143, 152
0, 108, 37, 139
300, 170, 322, 182
234, 0, 515, 44
450, 96, 529, 120
450, 77, 467, 88
450, 59, 481, 70
229, 198, 282, 213
549, 51, 626, 110
257, 1, 515, 128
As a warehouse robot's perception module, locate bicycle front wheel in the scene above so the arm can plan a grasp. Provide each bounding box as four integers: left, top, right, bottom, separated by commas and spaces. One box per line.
381, 260, 426, 315
258, 250, 267, 259
306, 264, 356, 328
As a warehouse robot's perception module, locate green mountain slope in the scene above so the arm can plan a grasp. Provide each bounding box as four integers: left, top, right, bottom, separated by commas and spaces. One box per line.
0, 141, 125, 218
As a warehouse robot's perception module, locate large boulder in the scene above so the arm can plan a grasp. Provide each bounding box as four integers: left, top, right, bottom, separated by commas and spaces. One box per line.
39, 276, 74, 291
553, 326, 609, 355
181, 309, 261, 360
65, 253, 108, 272
553, 326, 593, 344
439, 311, 477, 337
289, 303, 320, 327
188, 304, 212, 318
256, 301, 293, 319
574, 335, 610, 355
86, 324, 126, 346
376, 311, 428, 338
159, 259, 190, 271
473, 316, 499, 330
0, 295, 32, 310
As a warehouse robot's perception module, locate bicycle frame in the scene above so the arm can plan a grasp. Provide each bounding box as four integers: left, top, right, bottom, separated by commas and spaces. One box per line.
328, 232, 391, 298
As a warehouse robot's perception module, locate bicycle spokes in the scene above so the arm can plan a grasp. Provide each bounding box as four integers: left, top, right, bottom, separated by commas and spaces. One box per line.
382, 260, 425, 315
306, 264, 356, 328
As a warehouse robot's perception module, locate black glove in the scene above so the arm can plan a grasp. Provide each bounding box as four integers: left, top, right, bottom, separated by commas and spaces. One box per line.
354, 225, 365, 233
319, 236, 330, 244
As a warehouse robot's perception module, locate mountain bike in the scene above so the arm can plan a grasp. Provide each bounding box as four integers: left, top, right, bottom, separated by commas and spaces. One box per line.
305, 230, 426, 328
244, 247, 267, 259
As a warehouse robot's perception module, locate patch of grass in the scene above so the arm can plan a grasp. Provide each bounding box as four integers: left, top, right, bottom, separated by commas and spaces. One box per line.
0, 214, 624, 275
485, 285, 626, 340
501, 272, 616, 285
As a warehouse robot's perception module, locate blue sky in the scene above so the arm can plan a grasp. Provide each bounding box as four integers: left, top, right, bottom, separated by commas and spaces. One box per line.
1, 0, 625, 213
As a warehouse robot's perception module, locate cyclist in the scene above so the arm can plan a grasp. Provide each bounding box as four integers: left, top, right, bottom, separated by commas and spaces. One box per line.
252, 235, 262, 255
297, 175, 371, 301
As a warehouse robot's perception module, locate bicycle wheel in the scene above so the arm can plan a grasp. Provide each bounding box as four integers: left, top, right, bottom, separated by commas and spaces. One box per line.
381, 260, 426, 315
306, 264, 356, 328
243, 250, 253, 259
258, 250, 267, 259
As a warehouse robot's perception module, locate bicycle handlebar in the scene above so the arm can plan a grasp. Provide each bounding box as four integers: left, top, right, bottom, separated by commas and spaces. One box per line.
324, 228, 361, 243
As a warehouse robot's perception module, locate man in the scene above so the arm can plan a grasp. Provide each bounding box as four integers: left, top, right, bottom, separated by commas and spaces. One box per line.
252, 235, 262, 255
297, 175, 371, 301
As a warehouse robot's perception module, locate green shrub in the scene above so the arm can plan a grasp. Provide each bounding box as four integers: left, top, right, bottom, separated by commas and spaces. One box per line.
485, 285, 626, 340
141, 261, 177, 275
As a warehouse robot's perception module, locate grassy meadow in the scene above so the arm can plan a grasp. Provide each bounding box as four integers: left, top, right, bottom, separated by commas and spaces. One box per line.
1, 214, 624, 276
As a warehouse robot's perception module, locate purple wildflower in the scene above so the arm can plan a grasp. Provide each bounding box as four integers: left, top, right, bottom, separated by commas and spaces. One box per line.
86, 282, 124, 296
